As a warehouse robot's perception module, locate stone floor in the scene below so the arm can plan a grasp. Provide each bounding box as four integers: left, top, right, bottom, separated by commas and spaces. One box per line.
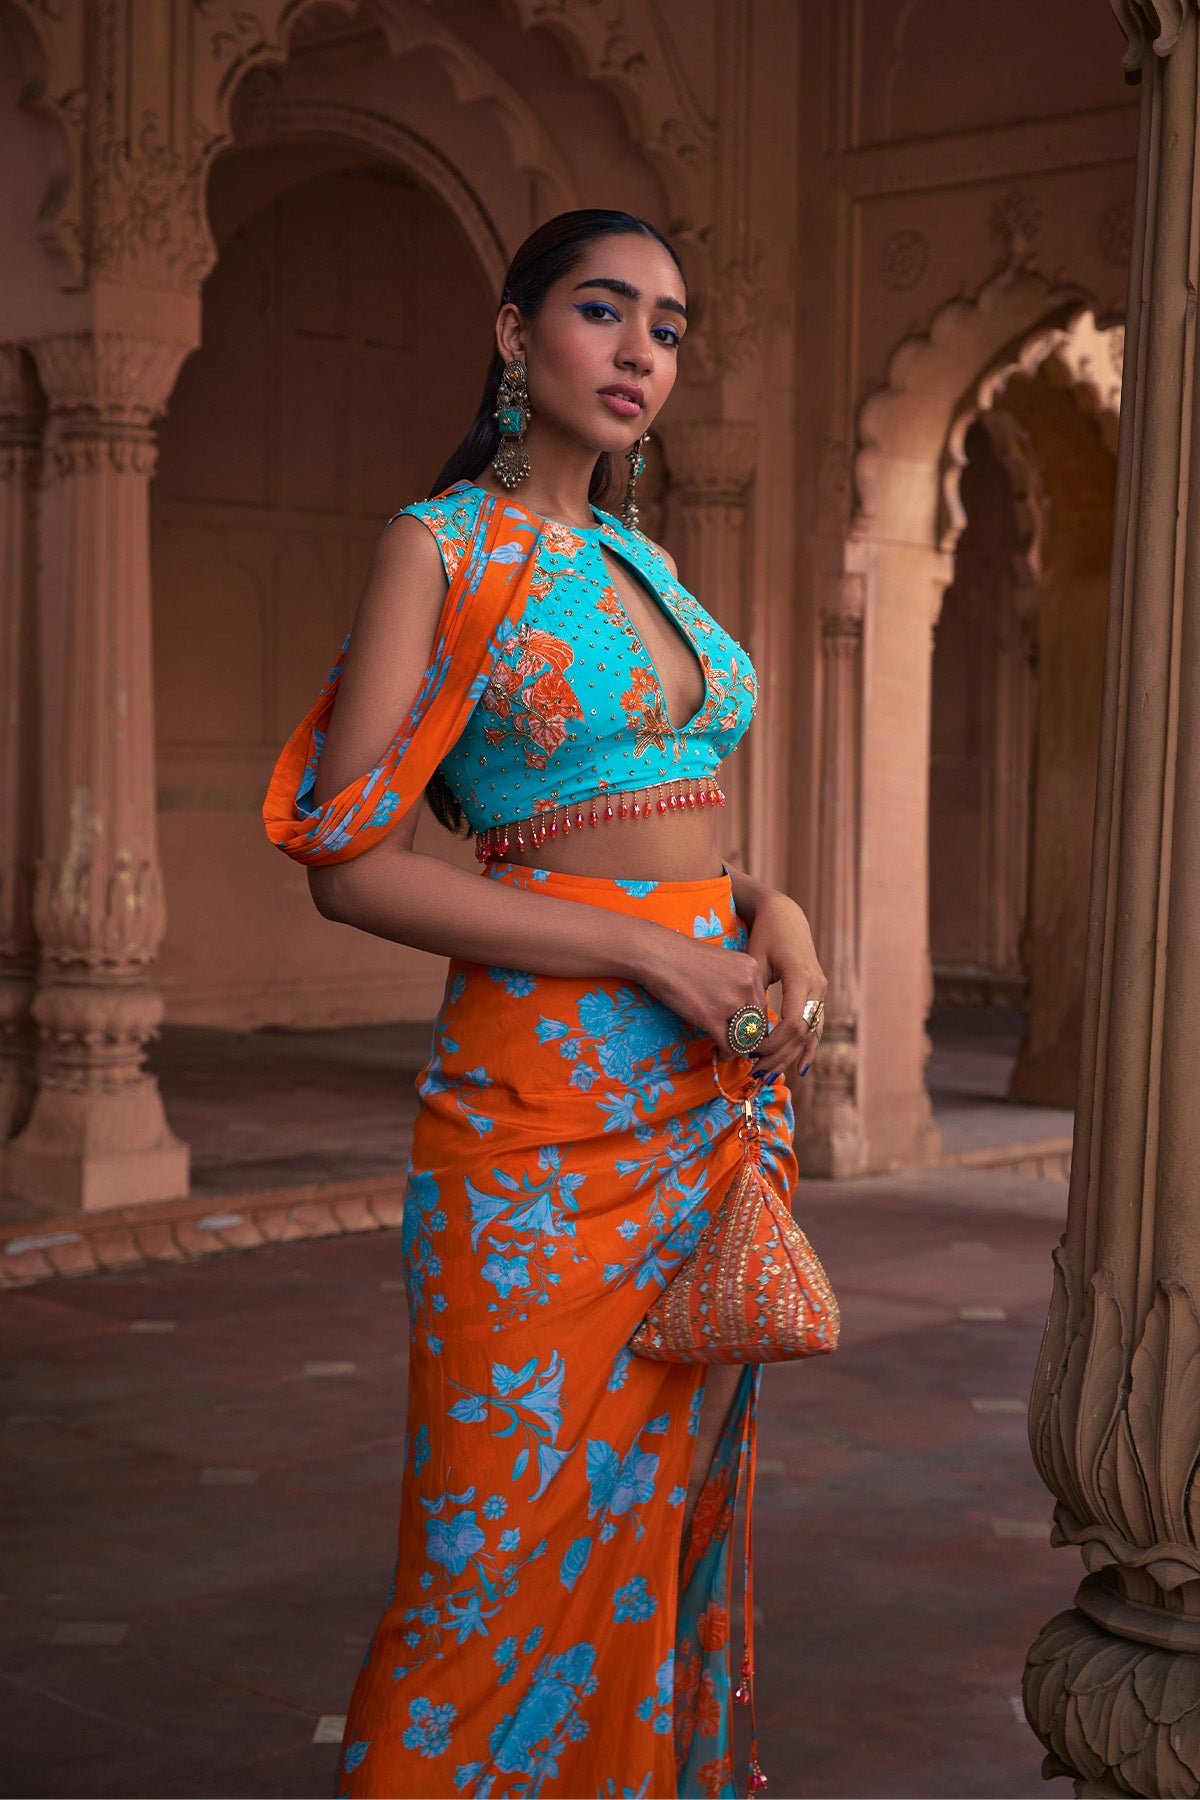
1, 1154, 1077, 1800
924, 1005, 1073, 1164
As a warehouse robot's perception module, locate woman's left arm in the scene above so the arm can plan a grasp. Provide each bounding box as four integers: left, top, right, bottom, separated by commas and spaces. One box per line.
724, 861, 828, 1079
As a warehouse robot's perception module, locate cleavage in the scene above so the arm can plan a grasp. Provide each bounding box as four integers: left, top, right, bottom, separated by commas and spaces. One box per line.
600, 547, 706, 732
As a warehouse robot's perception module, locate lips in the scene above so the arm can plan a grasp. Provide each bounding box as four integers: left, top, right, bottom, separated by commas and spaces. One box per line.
598, 384, 644, 419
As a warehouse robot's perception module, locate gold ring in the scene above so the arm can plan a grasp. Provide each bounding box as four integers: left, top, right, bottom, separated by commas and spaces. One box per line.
727, 1004, 768, 1055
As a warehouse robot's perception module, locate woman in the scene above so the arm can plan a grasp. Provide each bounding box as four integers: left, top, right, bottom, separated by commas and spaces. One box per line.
264, 209, 827, 1800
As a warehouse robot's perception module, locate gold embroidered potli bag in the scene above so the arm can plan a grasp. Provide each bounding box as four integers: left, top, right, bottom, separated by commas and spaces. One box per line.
630, 1055, 840, 1366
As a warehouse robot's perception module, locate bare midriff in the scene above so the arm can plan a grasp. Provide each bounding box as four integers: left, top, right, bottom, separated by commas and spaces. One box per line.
477, 775, 729, 882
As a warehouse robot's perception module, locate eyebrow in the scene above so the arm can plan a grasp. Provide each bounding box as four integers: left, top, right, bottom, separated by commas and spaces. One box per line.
574, 276, 688, 320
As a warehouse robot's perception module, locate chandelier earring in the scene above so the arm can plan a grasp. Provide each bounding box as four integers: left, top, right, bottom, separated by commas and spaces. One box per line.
492, 359, 532, 489
621, 431, 649, 530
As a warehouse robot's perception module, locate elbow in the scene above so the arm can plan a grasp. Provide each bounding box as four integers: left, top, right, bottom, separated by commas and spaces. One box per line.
307, 864, 355, 924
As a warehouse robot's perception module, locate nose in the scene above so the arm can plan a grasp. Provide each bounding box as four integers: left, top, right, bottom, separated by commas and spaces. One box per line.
616, 321, 655, 376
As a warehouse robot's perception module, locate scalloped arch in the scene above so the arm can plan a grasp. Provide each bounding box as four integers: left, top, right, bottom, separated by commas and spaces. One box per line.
198, 1, 578, 261
497, 0, 713, 217
940, 307, 1123, 552
854, 267, 1099, 551
5, 0, 86, 280
971, 409, 1048, 599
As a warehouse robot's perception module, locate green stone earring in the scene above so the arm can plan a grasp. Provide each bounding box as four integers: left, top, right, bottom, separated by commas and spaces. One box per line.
492, 360, 531, 489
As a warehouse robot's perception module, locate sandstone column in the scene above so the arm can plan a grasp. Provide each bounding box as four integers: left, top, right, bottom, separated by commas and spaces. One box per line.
5, 330, 190, 1212
1023, 6, 1200, 1789
0, 346, 41, 1143
670, 420, 758, 867
796, 571, 868, 1176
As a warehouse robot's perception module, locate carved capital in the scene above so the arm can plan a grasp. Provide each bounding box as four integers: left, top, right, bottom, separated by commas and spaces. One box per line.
1112, 2, 1196, 74
31, 330, 189, 426
32, 841, 167, 981
682, 248, 765, 384
670, 421, 757, 502
78, 110, 213, 291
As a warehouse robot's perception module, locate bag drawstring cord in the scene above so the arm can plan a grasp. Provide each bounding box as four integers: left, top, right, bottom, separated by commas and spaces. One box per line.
731, 1065, 770, 1796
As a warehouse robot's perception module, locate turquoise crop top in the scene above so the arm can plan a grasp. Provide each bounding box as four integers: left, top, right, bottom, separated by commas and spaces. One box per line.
388, 480, 757, 834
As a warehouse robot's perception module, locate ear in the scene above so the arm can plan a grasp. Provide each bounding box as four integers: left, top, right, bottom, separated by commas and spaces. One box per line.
495, 302, 528, 366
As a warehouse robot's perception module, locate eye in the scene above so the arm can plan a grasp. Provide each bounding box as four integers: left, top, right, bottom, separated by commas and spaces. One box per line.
652, 324, 682, 349
575, 302, 621, 323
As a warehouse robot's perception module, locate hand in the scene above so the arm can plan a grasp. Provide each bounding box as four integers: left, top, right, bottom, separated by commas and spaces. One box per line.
641, 933, 771, 1064
745, 892, 828, 1080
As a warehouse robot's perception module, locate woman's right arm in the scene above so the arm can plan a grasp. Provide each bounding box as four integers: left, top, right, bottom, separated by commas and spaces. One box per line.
305, 517, 767, 1051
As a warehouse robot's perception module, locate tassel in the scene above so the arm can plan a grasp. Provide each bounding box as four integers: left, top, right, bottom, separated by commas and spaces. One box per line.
742, 1373, 765, 1797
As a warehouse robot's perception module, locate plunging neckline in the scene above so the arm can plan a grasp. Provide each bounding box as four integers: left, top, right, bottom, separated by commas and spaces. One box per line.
597, 539, 709, 735
453, 481, 710, 736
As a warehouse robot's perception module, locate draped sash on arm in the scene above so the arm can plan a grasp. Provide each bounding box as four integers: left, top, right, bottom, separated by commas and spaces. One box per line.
262, 494, 542, 866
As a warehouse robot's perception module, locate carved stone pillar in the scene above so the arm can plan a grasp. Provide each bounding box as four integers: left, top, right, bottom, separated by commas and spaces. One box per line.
0, 347, 41, 1142
669, 420, 758, 867
796, 573, 868, 1176
1024, 7, 1200, 1790
5, 330, 190, 1211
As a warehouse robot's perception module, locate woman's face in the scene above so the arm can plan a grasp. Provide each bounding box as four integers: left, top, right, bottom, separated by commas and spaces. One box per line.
501, 233, 687, 455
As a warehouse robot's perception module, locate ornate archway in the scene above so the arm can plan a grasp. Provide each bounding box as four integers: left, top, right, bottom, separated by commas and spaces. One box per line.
802, 266, 1120, 1177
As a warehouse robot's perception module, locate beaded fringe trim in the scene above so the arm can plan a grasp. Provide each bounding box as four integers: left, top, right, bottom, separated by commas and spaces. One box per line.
474, 777, 727, 863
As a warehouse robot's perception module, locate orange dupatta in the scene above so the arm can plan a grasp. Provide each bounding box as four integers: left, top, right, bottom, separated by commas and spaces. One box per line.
262, 493, 543, 866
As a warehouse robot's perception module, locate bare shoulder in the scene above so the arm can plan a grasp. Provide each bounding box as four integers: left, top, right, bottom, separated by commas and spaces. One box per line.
309, 513, 449, 813
369, 510, 449, 591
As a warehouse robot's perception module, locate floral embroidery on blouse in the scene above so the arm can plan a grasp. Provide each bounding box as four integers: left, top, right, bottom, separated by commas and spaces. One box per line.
619, 665, 678, 759
386, 484, 757, 830
482, 625, 585, 773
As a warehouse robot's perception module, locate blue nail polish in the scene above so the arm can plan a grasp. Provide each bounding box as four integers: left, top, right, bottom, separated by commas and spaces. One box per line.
800, 1064, 810, 1077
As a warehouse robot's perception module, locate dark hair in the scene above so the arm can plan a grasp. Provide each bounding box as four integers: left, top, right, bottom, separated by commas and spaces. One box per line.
424, 208, 686, 839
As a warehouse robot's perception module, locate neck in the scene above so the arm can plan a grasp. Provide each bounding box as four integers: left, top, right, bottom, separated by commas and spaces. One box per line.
471, 418, 608, 530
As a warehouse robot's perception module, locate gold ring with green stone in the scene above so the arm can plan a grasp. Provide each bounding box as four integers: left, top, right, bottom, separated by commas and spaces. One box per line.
726, 1004, 768, 1055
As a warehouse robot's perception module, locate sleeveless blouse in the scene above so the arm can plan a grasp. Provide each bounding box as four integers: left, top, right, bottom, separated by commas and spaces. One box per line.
388, 482, 757, 833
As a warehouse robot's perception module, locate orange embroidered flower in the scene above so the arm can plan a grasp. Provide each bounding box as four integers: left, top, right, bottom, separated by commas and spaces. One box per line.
696, 1602, 729, 1652
541, 521, 587, 558
483, 630, 584, 773
517, 629, 576, 679
620, 665, 657, 708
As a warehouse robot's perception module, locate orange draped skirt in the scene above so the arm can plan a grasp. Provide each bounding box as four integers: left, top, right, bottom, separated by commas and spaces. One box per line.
336, 863, 797, 1799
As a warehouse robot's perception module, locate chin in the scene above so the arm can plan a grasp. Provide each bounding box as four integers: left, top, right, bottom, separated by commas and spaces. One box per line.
587, 416, 649, 456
